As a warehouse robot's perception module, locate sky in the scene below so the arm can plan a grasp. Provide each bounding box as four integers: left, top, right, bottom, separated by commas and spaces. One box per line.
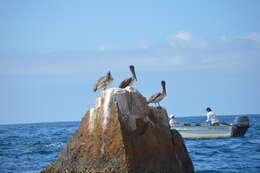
0, 0, 260, 124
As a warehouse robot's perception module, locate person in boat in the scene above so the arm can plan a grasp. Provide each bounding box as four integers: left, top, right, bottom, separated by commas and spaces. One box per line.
206, 107, 220, 126
169, 114, 176, 127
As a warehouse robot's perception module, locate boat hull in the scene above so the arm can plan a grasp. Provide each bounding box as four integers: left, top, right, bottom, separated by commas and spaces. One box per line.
172, 125, 233, 139
171, 116, 249, 139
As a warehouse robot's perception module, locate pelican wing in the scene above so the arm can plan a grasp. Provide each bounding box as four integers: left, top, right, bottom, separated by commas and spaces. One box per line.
94, 76, 107, 91
119, 77, 133, 88
148, 92, 162, 103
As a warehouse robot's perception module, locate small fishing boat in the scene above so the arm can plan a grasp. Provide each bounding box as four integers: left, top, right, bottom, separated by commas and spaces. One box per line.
171, 116, 249, 139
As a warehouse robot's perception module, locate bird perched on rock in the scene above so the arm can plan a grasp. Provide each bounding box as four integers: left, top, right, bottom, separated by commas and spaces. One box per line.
147, 80, 167, 108
119, 65, 137, 88
93, 71, 113, 92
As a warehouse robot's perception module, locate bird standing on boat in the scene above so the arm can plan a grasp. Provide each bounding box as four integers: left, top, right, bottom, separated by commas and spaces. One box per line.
147, 80, 167, 108
119, 65, 137, 88
93, 71, 113, 92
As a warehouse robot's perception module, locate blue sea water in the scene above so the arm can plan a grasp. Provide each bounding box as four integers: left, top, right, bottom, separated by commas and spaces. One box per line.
0, 115, 259, 173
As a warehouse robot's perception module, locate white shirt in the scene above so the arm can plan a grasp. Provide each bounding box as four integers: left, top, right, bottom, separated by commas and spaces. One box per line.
169, 118, 176, 127
206, 111, 219, 124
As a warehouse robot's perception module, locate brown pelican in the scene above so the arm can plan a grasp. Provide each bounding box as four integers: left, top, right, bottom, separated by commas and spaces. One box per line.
119, 65, 137, 88
93, 71, 113, 92
147, 80, 167, 108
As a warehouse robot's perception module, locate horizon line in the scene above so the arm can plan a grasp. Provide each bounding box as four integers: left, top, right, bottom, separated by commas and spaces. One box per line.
0, 113, 259, 126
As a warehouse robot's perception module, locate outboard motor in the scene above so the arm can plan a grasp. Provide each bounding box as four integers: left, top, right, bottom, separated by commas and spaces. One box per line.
231, 116, 249, 137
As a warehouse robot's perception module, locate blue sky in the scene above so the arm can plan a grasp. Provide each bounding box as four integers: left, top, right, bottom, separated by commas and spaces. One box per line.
0, 0, 260, 124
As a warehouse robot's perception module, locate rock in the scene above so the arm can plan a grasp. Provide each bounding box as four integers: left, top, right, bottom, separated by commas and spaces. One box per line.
41, 87, 194, 173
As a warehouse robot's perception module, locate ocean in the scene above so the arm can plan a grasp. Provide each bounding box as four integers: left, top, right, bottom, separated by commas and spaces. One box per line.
0, 114, 259, 173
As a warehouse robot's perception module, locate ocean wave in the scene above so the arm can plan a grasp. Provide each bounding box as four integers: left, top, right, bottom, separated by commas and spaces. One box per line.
46, 142, 64, 148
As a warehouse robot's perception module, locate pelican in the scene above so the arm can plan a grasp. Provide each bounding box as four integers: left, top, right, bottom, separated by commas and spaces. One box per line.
93, 71, 113, 92
119, 65, 137, 88
147, 80, 167, 108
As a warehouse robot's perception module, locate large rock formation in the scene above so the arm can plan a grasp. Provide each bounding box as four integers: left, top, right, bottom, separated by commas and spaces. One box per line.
41, 87, 194, 173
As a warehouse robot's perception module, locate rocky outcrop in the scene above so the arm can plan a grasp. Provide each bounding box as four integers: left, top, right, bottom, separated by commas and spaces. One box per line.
41, 87, 194, 173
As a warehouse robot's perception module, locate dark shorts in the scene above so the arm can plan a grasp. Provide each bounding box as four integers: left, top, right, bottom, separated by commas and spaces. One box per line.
211, 122, 220, 126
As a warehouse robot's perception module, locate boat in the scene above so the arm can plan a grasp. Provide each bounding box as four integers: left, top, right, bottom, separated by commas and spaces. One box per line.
171, 116, 249, 139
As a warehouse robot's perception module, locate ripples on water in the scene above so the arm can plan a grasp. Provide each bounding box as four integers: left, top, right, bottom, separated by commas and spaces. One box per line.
0, 122, 79, 173
0, 115, 259, 173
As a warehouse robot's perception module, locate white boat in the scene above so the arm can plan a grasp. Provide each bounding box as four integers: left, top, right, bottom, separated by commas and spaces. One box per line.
171, 116, 249, 139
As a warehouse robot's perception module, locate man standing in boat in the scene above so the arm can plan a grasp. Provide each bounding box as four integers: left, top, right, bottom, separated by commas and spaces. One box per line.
169, 114, 176, 127
206, 107, 220, 126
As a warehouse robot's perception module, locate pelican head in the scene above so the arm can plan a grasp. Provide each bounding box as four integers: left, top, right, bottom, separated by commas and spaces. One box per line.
130, 65, 137, 81
107, 71, 113, 80
161, 80, 167, 95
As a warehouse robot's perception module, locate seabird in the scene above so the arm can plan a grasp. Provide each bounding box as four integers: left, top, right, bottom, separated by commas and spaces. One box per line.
119, 65, 137, 88
147, 80, 167, 108
93, 71, 113, 92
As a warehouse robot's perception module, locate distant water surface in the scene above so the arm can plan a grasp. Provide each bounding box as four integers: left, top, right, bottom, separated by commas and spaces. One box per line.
0, 115, 259, 173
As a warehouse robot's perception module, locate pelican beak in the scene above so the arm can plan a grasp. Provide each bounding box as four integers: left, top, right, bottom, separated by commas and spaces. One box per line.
130, 66, 137, 81
133, 71, 137, 81
162, 80, 166, 95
